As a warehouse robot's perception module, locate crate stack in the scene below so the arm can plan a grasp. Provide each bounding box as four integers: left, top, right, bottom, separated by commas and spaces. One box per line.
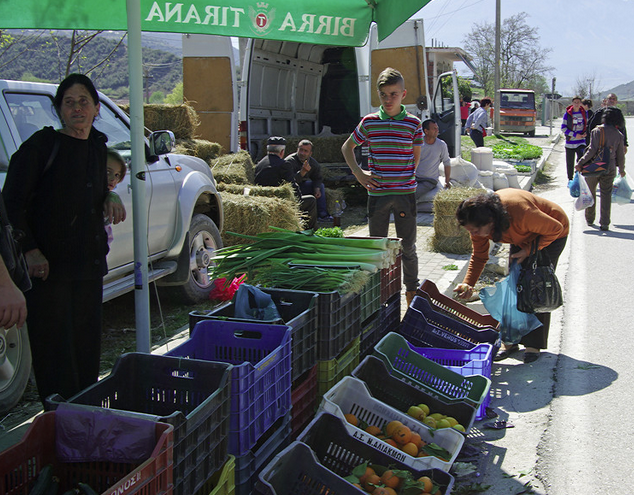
44, 353, 232, 495
397, 278, 501, 419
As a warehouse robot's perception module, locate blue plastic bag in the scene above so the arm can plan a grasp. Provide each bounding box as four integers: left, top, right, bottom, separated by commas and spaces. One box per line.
568, 172, 580, 198
233, 284, 281, 321
479, 262, 541, 344
612, 175, 633, 205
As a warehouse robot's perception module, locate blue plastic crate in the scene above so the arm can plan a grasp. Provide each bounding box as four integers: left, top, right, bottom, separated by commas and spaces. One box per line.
189, 288, 318, 381
401, 295, 500, 351
409, 343, 494, 420
166, 320, 292, 457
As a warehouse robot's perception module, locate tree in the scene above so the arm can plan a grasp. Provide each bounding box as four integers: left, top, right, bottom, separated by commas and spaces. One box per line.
165, 82, 183, 105
463, 12, 553, 96
457, 76, 473, 101
149, 91, 165, 104
573, 71, 604, 101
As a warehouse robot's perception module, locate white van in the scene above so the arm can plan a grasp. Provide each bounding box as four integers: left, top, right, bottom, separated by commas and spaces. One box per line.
182, 19, 462, 160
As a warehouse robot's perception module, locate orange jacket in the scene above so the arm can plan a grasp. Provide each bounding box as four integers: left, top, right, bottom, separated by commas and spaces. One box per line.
464, 189, 569, 287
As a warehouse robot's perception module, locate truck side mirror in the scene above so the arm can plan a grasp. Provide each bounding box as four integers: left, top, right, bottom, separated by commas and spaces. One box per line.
149, 130, 175, 156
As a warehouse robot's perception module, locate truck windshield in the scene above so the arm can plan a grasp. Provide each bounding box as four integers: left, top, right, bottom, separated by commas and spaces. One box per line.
500, 92, 535, 110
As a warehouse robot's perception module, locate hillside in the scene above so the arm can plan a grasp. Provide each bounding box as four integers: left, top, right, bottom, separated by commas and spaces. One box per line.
603, 79, 634, 100
0, 31, 182, 102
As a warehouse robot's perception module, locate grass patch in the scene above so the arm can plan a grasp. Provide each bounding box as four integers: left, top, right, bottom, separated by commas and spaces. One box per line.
533, 167, 552, 185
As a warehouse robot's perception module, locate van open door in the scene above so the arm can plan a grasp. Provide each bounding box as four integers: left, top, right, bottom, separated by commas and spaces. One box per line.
432, 70, 461, 158
182, 35, 238, 152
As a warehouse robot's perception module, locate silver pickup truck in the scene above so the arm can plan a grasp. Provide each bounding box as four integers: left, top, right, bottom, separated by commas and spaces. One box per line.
0, 79, 224, 413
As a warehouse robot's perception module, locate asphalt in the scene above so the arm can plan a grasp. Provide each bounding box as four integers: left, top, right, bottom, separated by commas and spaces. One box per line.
0, 125, 563, 491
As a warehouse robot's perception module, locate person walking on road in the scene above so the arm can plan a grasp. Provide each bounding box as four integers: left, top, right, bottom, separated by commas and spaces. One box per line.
588, 93, 628, 152
561, 96, 588, 181
465, 97, 492, 147
453, 189, 569, 364
576, 106, 626, 231
341, 67, 423, 306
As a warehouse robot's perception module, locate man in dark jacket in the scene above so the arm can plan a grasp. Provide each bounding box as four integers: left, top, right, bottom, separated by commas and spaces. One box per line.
285, 139, 331, 221
254, 136, 317, 230
588, 94, 628, 151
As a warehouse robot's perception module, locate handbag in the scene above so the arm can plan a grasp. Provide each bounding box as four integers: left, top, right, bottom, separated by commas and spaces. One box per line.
581, 127, 609, 177
0, 192, 31, 292
516, 239, 562, 314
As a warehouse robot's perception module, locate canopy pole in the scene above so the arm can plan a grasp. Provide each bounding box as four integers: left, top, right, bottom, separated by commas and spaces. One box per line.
126, 0, 151, 353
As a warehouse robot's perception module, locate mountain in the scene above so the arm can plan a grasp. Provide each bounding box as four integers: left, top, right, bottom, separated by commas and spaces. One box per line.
602, 80, 634, 100
0, 31, 182, 101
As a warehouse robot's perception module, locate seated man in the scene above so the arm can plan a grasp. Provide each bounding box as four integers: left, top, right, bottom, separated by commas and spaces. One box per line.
254, 136, 317, 230
285, 139, 331, 221
415, 119, 451, 210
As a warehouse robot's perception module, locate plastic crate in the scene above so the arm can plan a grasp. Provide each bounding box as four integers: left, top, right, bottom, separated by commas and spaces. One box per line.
189, 288, 318, 381
235, 413, 292, 495
380, 249, 402, 303
316, 336, 360, 398
315, 289, 361, 360
417, 278, 500, 329
198, 455, 235, 495
0, 411, 173, 495
257, 421, 454, 495
352, 355, 478, 434
317, 376, 464, 471
381, 292, 401, 335
291, 364, 318, 439
359, 311, 381, 361
373, 332, 491, 409
166, 320, 292, 457
359, 270, 381, 323
401, 295, 501, 351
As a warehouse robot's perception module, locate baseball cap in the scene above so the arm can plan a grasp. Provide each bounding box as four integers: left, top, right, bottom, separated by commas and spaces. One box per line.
267, 136, 286, 145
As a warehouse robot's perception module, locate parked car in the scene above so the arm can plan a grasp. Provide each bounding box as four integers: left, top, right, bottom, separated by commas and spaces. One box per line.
0, 79, 224, 413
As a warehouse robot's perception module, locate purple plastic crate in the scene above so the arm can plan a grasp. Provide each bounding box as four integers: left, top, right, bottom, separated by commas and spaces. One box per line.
400, 296, 501, 352
410, 343, 494, 420
166, 320, 292, 457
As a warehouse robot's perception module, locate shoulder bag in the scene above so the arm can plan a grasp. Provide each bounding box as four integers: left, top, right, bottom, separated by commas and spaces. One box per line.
581, 127, 609, 177
516, 239, 562, 314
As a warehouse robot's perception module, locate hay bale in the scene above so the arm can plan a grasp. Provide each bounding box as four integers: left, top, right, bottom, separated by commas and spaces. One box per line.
325, 187, 346, 214
174, 139, 223, 162
217, 183, 296, 201
430, 187, 483, 254
221, 192, 304, 246
119, 103, 200, 139
211, 151, 255, 185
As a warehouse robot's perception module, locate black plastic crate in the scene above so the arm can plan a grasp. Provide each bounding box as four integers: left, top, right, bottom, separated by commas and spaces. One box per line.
45, 353, 231, 495
381, 292, 401, 335
189, 288, 318, 381
359, 271, 381, 323
400, 295, 500, 351
235, 412, 292, 495
316, 289, 361, 361
351, 355, 478, 434
256, 412, 454, 495
359, 311, 381, 361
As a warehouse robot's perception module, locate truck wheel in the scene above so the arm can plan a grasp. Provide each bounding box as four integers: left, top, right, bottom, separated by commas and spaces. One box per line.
0, 323, 32, 415
176, 213, 223, 304
528, 130, 535, 137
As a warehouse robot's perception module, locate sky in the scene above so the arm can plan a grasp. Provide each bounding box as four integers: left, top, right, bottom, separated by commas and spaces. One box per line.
414, 0, 634, 96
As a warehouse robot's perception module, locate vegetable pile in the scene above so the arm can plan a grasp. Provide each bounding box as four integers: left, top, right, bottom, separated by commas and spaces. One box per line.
210, 228, 401, 293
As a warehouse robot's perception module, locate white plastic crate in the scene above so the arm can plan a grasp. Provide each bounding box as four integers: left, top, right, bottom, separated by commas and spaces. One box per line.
317, 376, 464, 471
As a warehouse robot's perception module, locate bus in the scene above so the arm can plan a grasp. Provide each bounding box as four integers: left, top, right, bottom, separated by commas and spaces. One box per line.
498, 89, 536, 136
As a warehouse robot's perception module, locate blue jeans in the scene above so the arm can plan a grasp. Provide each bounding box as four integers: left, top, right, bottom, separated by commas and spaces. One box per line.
300, 180, 328, 218
368, 193, 418, 291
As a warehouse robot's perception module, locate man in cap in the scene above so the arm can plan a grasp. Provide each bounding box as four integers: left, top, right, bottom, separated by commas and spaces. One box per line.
255, 136, 317, 230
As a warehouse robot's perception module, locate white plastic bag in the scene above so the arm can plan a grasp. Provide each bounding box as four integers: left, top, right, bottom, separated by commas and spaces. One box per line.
574, 173, 594, 211
612, 175, 633, 205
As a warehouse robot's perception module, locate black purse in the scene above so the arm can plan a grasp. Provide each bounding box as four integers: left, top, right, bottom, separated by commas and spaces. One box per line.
516, 239, 562, 314
0, 192, 31, 292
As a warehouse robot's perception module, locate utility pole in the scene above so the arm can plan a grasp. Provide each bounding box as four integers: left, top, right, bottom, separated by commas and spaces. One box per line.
493, 0, 501, 135
549, 76, 556, 136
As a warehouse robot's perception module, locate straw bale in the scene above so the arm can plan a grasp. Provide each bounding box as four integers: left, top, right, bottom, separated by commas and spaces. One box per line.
430, 186, 483, 254
174, 139, 223, 162
429, 232, 473, 254
221, 192, 304, 246
210, 150, 256, 185
432, 186, 484, 217
119, 103, 200, 139
217, 183, 296, 201
325, 187, 346, 214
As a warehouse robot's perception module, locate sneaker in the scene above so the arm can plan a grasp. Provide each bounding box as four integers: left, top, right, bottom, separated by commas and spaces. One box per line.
318, 215, 333, 222
600, 225, 609, 231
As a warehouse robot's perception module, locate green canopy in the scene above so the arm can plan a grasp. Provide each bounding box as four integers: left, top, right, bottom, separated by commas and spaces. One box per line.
0, 0, 431, 45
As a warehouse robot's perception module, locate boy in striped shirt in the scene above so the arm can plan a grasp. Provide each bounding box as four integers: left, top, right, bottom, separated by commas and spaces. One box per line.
341, 67, 423, 305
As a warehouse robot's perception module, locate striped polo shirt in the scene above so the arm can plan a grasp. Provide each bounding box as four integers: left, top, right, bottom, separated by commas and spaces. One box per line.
351, 105, 423, 196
